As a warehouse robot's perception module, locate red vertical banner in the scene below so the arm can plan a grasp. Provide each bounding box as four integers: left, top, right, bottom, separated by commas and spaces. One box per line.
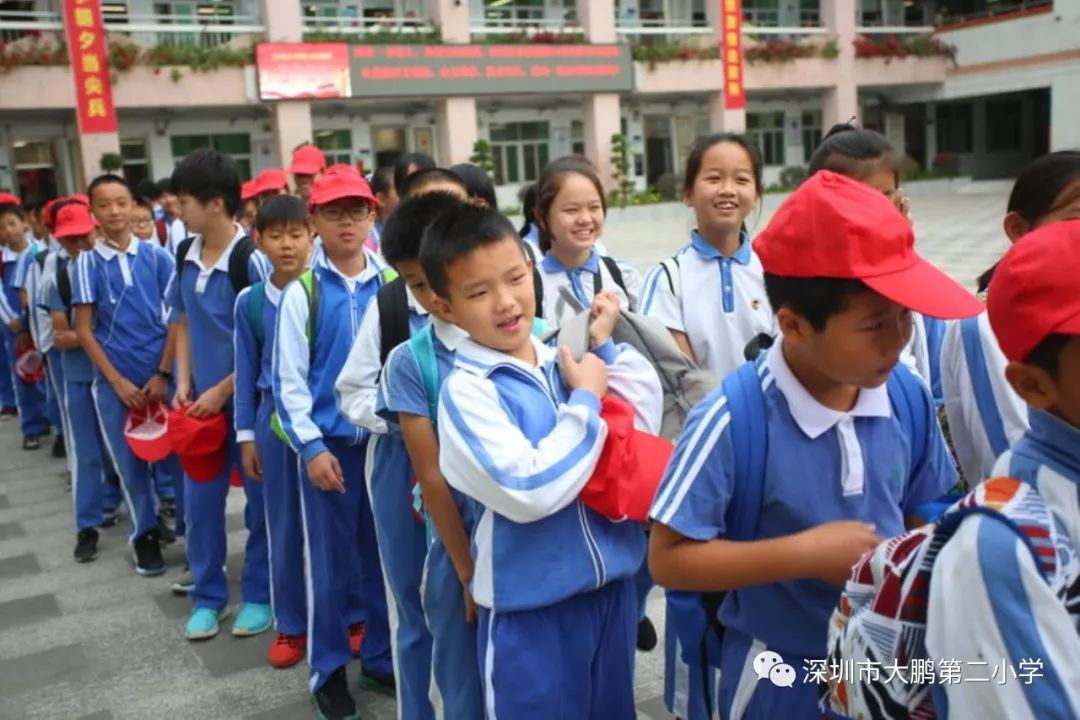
720, 0, 746, 110
63, 0, 118, 133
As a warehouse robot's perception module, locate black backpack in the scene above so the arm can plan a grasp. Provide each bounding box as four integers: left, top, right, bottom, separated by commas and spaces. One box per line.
376, 276, 410, 365
175, 235, 258, 295
523, 242, 628, 320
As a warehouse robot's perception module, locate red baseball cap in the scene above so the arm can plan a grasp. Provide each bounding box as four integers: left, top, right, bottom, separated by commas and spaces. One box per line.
255, 168, 289, 195
753, 171, 983, 320
15, 349, 44, 383
987, 219, 1080, 362
167, 409, 228, 482
0, 192, 21, 206
579, 396, 674, 522
308, 172, 376, 209
53, 202, 97, 239
290, 145, 327, 176
125, 401, 172, 462
241, 180, 259, 201
325, 163, 360, 178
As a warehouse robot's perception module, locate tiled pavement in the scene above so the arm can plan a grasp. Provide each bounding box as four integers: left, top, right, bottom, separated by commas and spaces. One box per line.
0, 182, 1010, 720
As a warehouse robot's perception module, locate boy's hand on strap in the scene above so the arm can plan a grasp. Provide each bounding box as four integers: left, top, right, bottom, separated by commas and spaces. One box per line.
307, 450, 345, 494
241, 441, 262, 481
588, 290, 620, 347
558, 346, 608, 399
796, 521, 881, 586
111, 375, 145, 409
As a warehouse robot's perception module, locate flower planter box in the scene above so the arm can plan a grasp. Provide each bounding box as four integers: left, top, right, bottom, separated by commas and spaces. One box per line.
854, 55, 948, 86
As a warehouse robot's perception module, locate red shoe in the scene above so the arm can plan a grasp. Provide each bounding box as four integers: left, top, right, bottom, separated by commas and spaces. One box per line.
348, 622, 366, 657
267, 633, 306, 669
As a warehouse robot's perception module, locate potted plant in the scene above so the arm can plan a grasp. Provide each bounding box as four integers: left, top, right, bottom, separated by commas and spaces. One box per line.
99, 152, 124, 174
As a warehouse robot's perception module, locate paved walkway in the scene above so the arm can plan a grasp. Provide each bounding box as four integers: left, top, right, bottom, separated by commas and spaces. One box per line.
0, 183, 1012, 719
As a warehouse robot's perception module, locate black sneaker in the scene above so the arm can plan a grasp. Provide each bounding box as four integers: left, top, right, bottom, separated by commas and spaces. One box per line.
157, 514, 177, 546
100, 507, 120, 528
0, 405, 16, 419
52, 435, 66, 459
636, 616, 658, 652
132, 528, 166, 576
312, 667, 360, 720
159, 497, 177, 519
22, 434, 40, 450
357, 668, 396, 697
74, 528, 99, 563
171, 564, 194, 595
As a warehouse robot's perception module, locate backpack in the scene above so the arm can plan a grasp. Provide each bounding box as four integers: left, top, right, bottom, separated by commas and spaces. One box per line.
524, 242, 629, 320
667, 358, 946, 673
175, 235, 258, 296
821, 476, 1057, 719
376, 276, 410, 365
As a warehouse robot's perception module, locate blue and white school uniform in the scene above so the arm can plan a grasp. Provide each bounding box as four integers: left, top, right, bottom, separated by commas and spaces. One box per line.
941, 311, 1028, 485
926, 409, 1080, 718
21, 244, 69, 461
273, 248, 393, 691
640, 231, 775, 379
1, 241, 48, 437
901, 313, 946, 406
378, 316, 483, 720
649, 341, 956, 719
335, 285, 434, 720
438, 336, 663, 719
235, 281, 306, 636
640, 230, 774, 719
72, 238, 174, 542
168, 227, 270, 612
49, 254, 107, 531
536, 249, 641, 323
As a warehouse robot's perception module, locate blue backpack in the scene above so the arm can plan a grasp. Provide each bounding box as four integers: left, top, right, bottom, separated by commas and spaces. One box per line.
667, 357, 960, 675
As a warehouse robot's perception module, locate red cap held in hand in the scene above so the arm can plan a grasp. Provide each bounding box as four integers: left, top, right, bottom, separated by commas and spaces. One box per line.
987, 219, 1080, 362
579, 396, 674, 522
308, 172, 376, 209
290, 145, 327, 176
168, 409, 228, 482
753, 171, 983, 320
15, 349, 44, 383
125, 401, 172, 462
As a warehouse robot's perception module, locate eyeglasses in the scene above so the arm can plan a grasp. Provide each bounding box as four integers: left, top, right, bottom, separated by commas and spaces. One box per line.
319, 205, 372, 222
131, 217, 154, 226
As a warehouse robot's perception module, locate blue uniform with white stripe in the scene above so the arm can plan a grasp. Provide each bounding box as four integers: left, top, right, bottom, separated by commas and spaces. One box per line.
1, 241, 48, 437
378, 316, 484, 720
649, 341, 956, 719
168, 229, 270, 611
19, 243, 67, 450
49, 254, 107, 531
925, 409, 1080, 719
438, 336, 662, 719
941, 311, 1029, 484
336, 288, 433, 720
73, 238, 174, 542
272, 249, 393, 691
234, 281, 306, 636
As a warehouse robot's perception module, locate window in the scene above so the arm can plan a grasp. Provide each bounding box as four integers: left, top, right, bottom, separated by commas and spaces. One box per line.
170, 133, 252, 180
801, 109, 822, 163
571, 120, 584, 156
490, 121, 550, 185
747, 111, 786, 166
120, 139, 151, 187
936, 102, 974, 154
985, 99, 1022, 152
315, 129, 353, 166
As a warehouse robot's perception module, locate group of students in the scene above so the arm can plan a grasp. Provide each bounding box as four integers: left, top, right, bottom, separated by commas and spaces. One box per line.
3, 127, 1079, 720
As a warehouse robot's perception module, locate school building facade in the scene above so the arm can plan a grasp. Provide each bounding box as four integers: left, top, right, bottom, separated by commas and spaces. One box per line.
0, 0, 1076, 203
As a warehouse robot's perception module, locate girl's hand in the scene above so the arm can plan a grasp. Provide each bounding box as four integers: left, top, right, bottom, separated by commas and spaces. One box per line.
588, 290, 620, 347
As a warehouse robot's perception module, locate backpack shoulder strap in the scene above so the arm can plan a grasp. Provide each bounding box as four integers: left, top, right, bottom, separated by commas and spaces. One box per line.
660, 256, 682, 298
721, 359, 769, 541
35, 251, 48, 272
227, 236, 257, 294
247, 281, 266, 347
377, 277, 411, 365
407, 324, 440, 421
57, 258, 73, 312
523, 242, 544, 319
958, 315, 1009, 455
598, 255, 628, 297
175, 236, 195, 269
297, 269, 317, 357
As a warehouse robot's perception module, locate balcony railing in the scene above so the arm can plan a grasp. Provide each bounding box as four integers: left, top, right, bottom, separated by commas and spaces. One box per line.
0, 10, 63, 42
302, 14, 437, 39
0, 10, 263, 47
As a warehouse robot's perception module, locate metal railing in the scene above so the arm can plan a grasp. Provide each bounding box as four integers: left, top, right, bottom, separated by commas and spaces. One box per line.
302, 14, 436, 37
104, 13, 264, 48
935, 0, 1051, 26
0, 9, 63, 42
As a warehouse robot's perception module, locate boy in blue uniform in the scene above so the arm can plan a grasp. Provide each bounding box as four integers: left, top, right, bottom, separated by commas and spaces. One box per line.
49, 202, 109, 561
648, 171, 982, 719
272, 170, 393, 719
336, 189, 470, 720
422, 204, 663, 719
925, 219, 1080, 717
168, 148, 270, 641
73, 175, 174, 576
0, 201, 49, 448
233, 195, 313, 669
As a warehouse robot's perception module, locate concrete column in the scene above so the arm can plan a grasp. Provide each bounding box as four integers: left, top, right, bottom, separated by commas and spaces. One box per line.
435, 97, 478, 166
77, 132, 122, 188
884, 110, 905, 157
924, 102, 937, 169
1050, 77, 1080, 152
428, 0, 471, 43
576, 0, 615, 43
262, 0, 312, 168
261, 0, 302, 41
582, 93, 621, 190
820, 0, 859, 129
708, 92, 747, 133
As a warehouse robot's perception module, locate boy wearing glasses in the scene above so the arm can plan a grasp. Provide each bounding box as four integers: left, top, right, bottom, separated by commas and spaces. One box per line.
130, 197, 158, 245
272, 170, 394, 717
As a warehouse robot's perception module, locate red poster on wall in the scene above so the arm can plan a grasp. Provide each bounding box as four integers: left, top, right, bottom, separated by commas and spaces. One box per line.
720, 0, 746, 110
256, 43, 352, 100
62, 0, 118, 133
